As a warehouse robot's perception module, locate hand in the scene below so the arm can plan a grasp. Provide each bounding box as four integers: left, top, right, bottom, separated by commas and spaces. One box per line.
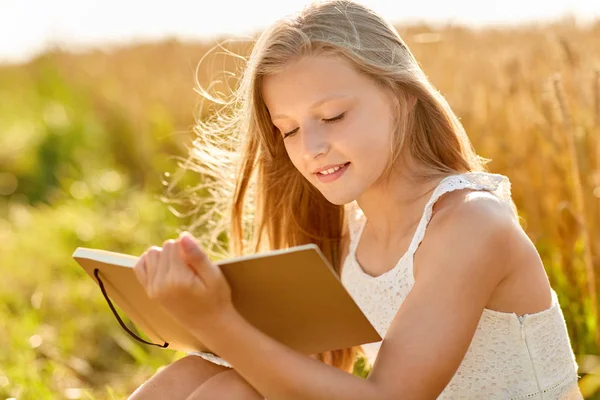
133, 232, 236, 335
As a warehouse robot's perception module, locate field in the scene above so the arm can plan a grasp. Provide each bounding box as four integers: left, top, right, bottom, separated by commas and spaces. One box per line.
1, 18, 599, 399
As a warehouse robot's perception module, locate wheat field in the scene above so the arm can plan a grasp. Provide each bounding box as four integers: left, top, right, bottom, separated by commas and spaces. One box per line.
0, 18, 599, 399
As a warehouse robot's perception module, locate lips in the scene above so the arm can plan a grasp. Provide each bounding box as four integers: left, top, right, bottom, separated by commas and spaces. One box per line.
315, 162, 350, 175
315, 162, 350, 183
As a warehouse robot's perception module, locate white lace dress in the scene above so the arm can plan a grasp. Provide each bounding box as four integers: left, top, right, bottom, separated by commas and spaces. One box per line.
341, 172, 582, 399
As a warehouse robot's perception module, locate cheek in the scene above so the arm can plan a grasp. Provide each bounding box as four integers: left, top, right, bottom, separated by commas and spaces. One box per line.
283, 144, 307, 175
348, 115, 393, 160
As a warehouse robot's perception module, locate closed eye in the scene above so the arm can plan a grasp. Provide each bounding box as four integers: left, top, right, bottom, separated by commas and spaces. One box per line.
282, 112, 346, 139
323, 112, 345, 123
282, 127, 299, 139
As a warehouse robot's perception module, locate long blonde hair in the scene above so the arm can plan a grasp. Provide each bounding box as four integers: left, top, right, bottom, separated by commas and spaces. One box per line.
166, 0, 486, 373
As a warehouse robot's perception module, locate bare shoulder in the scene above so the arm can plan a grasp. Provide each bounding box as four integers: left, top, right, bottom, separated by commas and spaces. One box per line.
415, 188, 551, 313
434, 188, 518, 225
414, 189, 520, 282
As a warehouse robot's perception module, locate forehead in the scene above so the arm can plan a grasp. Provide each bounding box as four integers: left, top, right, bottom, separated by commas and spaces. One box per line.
261, 54, 370, 112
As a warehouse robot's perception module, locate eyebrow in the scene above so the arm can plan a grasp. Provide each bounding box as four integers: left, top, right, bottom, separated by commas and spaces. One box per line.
271, 94, 352, 121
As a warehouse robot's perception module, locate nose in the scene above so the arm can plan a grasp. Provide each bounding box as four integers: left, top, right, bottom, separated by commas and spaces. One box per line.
300, 123, 330, 162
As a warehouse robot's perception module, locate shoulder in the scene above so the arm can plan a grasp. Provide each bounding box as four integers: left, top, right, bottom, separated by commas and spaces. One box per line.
414, 188, 522, 284
435, 188, 518, 233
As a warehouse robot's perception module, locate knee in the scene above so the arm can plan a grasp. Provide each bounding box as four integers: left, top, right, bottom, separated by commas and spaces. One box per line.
186, 370, 264, 400
168, 355, 231, 378
128, 355, 230, 400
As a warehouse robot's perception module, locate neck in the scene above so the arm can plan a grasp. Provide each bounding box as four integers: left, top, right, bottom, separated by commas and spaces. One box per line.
354, 170, 447, 248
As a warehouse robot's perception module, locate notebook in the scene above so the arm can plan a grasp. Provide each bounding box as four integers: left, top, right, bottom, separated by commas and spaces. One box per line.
72, 243, 382, 357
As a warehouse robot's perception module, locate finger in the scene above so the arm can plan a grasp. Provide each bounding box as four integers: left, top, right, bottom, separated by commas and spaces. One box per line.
179, 232, 219, 282
177, 231, 191, 261
166, 238, 204, 292
164, 238, 181, 273
145, 246, 162, 294
133, 251, 149, 289
158, 239, 177, 283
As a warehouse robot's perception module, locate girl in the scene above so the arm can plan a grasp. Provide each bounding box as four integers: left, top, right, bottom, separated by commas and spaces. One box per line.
129, 1, 583, 399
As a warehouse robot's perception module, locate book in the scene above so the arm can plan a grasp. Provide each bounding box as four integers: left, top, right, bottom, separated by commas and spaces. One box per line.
72, 243, 382, 357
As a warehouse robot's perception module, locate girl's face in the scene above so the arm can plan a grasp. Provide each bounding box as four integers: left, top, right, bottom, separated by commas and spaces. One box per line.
262, 53, 397, 205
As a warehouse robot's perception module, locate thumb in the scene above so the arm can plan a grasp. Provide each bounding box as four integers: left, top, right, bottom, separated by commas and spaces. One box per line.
179, 232, 210, 272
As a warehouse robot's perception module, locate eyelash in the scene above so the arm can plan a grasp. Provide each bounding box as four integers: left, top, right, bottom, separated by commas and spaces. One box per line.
282, 112, 346, 139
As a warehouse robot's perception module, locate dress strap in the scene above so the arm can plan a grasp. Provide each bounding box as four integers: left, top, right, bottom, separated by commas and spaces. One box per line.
405, 171, 512, 258
344, 200, 366, 254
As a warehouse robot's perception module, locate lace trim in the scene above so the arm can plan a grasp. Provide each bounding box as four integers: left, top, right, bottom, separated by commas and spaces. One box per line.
188, 351, 233, 368
482, 288, 560, 323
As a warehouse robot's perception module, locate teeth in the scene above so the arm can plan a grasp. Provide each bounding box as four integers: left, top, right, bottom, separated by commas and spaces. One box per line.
320, 164, 344, 175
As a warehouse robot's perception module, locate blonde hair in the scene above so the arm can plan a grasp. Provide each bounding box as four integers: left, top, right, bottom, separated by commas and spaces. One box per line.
166, 0, 486, 373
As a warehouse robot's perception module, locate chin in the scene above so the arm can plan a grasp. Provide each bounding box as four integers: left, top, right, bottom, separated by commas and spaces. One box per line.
319, 190, 355, 206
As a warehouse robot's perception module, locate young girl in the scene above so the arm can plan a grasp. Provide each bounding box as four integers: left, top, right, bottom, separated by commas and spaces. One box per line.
129, 1, 583, 399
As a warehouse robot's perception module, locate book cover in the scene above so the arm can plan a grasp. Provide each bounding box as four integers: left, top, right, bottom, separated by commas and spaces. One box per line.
73, 244, 382, 355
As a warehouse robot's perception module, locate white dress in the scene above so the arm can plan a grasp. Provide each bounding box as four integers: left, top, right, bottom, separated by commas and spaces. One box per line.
341, 172, 583, 399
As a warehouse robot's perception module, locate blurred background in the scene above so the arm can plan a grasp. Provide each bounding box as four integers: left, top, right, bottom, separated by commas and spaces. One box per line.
1, 0, 600, 398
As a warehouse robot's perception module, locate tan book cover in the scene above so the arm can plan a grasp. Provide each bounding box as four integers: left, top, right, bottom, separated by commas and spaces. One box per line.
72, 243, 382, 357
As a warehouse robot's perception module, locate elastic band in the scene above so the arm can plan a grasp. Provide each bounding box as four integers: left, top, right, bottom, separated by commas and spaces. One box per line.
94, 268, 169, 349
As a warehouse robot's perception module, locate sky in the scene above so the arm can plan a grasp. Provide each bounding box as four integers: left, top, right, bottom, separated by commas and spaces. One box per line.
2, 0, 600, 64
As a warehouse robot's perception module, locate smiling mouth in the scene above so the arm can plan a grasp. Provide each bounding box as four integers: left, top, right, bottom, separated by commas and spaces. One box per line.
315, 162, 350, 175
314, 162, 350, 183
